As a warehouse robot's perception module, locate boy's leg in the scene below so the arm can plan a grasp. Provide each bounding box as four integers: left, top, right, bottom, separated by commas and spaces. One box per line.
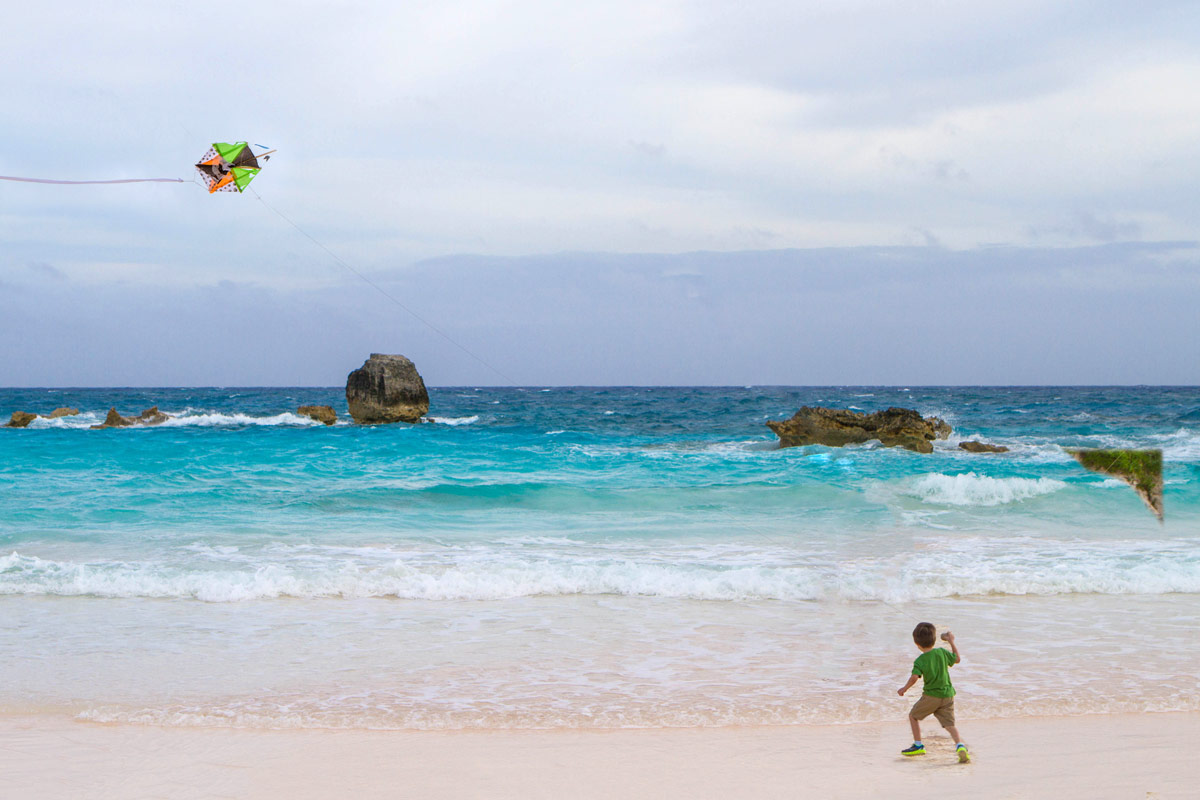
933, 698, 961, 742
909, 715, 922, 742
939, 702, 970, 763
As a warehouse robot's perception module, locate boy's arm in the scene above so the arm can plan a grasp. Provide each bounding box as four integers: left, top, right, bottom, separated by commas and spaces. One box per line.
897, 674, 919, 696
945, 632, 961, 664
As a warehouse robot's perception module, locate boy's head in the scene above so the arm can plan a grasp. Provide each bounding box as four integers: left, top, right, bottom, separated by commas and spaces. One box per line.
912, 622, 937, 649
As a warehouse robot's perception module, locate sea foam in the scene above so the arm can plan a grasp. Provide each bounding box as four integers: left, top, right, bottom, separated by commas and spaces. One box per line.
903, 472, 1066, 506
5, 538, 1198, 602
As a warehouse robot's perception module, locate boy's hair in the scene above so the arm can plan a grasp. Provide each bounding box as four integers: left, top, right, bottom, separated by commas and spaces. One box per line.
912, 622, 937, 648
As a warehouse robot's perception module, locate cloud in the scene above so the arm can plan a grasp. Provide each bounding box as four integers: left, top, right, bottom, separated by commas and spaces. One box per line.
2, 243, 1196, 386
2, 2, 1200, 389
1029, 212, 1144, 243
629, 140, 667, 158
4, 1, 1200, 272
26, 262, 66, 280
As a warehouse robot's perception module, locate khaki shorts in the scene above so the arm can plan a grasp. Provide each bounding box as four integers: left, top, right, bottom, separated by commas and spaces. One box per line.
909, 694, 955, 728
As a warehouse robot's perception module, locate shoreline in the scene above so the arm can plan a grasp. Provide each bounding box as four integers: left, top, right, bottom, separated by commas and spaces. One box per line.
2, 711, 1196, 799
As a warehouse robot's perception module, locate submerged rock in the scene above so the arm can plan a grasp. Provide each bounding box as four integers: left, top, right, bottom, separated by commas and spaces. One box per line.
346, 353, 429, 424
5, 411, 37, 428
1068, 448, 1163, 521
767, 407, 951, 454
90, 407, 171, 429
959, 440, 1009, 453
298, 405, 337, 425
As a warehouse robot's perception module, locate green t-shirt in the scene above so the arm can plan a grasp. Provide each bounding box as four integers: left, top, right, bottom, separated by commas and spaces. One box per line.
912, 647, 957, 698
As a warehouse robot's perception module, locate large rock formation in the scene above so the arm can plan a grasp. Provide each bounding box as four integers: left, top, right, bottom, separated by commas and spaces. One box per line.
90, 407, 172, 429
346, 354, 429, 424
959, 440, 1009, 453
5, 411, 37, 428
767, 407, 951, 454
298, 405, 337, 426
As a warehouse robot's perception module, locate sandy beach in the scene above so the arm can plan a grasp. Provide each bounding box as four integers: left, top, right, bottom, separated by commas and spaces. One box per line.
2, 712, 1196, 799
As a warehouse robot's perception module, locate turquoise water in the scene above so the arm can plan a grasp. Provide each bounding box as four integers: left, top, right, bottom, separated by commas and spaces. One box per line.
2, 386, 1198, 728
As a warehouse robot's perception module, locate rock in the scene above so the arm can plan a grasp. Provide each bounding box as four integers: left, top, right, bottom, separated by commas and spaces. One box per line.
298, 405, 337, 425
958, 441, 1009, 453
45, 407, 80, 419
91, 408, 133, 429
346, 353, 429, 424
135, 407, 170, 426
5, 411, 37, 428
90, 407, 171, 429
1068, 448, 1163, 521
766, 407, 951, 454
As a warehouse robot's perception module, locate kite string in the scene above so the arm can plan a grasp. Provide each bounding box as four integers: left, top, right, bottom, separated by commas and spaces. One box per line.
249, 188, 517, 385
0, 175, 184, 184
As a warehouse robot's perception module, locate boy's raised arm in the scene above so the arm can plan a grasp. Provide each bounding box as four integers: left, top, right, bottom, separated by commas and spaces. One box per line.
944, 631, 961, 664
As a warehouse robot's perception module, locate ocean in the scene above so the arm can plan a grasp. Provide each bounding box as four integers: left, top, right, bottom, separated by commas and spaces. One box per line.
2, 386, 1198, 730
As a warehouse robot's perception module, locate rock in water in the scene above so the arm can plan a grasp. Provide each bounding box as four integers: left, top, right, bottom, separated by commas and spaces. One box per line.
135, 407, 170, 426
959, 440, 1009, 453
91, 408, 133, 429
90, 407, 172, 429
930, 418, 953, 440
46, 407, 79, 419
298, 405, 337, 425
346, 354, 430, 424
1068, 448, 1164, 521
5, 411, 37, 428
766, 407, 951, 454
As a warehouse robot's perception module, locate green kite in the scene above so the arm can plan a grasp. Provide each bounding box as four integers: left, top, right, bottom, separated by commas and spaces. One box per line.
195, 142, 271, 193
1068, 448, 1163, 521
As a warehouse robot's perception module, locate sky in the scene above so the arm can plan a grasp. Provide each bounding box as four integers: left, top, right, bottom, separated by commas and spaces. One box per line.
2, 0, 1199, 386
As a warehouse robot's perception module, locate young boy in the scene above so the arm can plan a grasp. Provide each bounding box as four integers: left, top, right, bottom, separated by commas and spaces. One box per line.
897, 622, 969, 763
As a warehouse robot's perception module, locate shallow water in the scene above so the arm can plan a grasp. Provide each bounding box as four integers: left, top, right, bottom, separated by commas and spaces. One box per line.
2, 386, 1197, 728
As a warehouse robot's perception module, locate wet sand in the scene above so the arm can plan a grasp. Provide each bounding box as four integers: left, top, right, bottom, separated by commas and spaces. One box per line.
1, 712, 1196, 799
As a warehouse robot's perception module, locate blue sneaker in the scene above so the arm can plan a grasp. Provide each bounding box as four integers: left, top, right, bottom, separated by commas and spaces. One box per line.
901, 743, 926, 756
956, 743, 970, 763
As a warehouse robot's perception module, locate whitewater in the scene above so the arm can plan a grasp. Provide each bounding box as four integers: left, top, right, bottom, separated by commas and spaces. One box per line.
2, 385, 1198, 729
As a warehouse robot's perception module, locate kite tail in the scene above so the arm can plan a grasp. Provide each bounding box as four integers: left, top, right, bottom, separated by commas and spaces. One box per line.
0, 175, 185, 184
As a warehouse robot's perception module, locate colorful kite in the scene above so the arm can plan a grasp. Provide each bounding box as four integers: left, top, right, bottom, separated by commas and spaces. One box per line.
2, 141, 273, 192
195, 142, 271, 193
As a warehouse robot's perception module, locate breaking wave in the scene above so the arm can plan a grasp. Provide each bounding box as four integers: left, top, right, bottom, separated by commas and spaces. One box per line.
4, 539, 1198, 602
903, 472, 1067, 506
28, 410, 325, 429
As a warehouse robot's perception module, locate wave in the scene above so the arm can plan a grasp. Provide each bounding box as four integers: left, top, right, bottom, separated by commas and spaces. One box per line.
902, 472, 1067, 506
4, 539, 1198, 602
1149, 427, 1200, 460
0, 551, 822, 602
26, 410, 327, 429
159, 412, 322, 427
428, 415, 479, 426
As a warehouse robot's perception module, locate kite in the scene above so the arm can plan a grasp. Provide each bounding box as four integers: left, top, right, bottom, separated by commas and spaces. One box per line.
1, 141, 273, 192
1068, 448, 1164, 521
194, 142, 273, 193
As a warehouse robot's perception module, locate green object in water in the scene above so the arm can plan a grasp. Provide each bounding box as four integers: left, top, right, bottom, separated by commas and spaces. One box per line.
1067, 448, 1163, 521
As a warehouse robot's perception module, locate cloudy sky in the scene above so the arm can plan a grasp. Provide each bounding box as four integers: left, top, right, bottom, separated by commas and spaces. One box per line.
2, 1, 1198, 385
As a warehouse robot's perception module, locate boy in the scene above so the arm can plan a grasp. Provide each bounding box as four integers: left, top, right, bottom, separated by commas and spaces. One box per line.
897, 621, 969, 763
